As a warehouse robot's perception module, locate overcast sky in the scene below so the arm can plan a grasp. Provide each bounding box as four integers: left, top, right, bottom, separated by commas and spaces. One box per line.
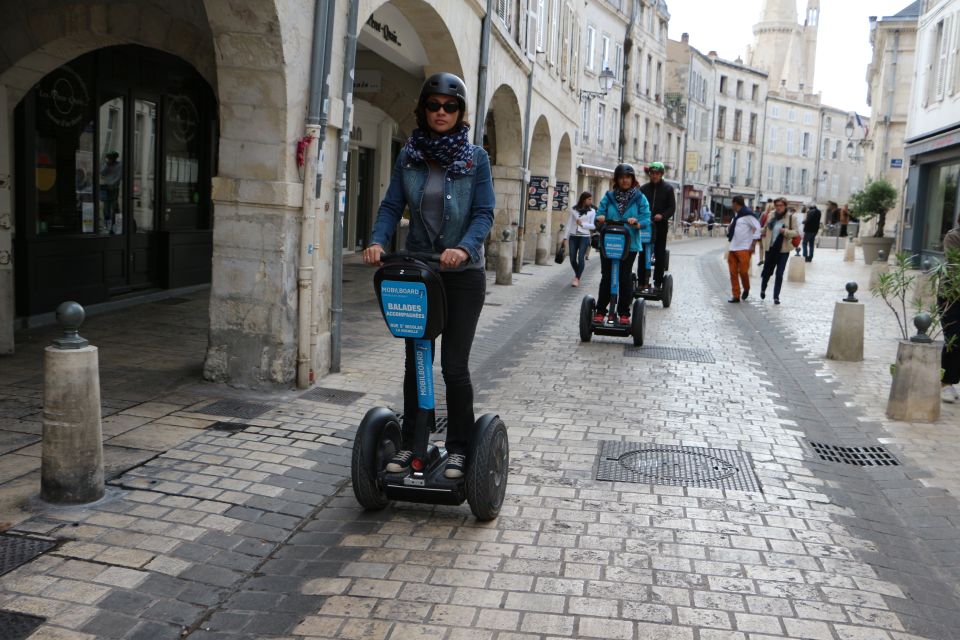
667, 0, 915, 116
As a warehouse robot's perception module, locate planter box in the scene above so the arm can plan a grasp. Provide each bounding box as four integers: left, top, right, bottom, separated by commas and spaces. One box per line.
861, 236, 895, 265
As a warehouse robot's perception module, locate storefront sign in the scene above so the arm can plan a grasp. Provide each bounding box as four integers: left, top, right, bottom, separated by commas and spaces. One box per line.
552, 181, 570, 211
37, 65, 89, 128
168, 96, 199, 143
366, 14, 403, 47
527, 176, 550, 210
354, 70, 382, 93
711, 186, 730, 197
685, 151, 700, 173
890, 158, 903, 168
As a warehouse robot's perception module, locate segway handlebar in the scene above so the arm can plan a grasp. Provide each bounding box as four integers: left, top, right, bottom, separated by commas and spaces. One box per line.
379, 251, 444, 264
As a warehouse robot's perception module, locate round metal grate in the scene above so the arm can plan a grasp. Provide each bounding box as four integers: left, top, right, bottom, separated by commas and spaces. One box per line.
616, 448, 738, 482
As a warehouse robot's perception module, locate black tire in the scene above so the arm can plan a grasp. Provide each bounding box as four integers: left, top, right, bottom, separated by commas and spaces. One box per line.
351, 407, 402, 510
662, 249, 670, 273
466, 415, 509, 521
662, 274, 674, 308
631, 299, 645, 346
579, 296, 594, 342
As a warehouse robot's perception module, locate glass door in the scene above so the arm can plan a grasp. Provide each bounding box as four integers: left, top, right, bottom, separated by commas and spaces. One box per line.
129, 97, 159, 287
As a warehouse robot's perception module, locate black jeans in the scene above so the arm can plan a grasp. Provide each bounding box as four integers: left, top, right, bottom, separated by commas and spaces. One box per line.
760, 251, 790, 299
941, 297, 960, 385
597, 252, 637, 317
802, 232, 816, 261
652, 221, 669, 286
402, 268, 485, 455
568, 235, 589, 278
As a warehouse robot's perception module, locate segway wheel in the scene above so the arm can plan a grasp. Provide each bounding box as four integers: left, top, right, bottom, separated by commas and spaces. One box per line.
466, 415, 509, 521
631, 299, 645, 346
351, 407, 402, 510
662, 274, 674, 308
579, 296, 594, 342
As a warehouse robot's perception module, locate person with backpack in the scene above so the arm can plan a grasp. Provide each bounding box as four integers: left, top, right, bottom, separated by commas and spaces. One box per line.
593, 164, 651, 325
759, 198, 799, 304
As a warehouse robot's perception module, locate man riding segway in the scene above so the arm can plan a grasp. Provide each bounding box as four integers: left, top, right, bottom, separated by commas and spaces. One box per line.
638, 161, 675, 290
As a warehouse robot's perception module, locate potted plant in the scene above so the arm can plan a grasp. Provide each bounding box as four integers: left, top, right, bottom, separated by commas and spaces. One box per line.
872, 250, 960, 421
849, 178, 897, 264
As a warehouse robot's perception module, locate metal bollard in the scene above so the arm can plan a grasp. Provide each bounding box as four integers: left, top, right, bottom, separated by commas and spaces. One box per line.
41, 302, 105, 504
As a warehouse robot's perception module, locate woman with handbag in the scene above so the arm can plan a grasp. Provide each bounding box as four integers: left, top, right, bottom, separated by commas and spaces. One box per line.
759, 198, 799, 305
562, 192, 596, 287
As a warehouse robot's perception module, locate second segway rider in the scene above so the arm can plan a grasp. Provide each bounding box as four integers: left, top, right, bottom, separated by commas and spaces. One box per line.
594, 164, 651, 325
639, 161, 676, 289
363, 72, 494, 480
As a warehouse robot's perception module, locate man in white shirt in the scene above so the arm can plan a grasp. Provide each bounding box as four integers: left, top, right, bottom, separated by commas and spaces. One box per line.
726, 195, 761, 303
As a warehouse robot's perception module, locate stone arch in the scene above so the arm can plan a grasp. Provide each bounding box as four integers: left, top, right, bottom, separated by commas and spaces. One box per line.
486, 84, 523, 168
528, 115, 553, 176
552, 132, 574, 240
525, 115, 553, 261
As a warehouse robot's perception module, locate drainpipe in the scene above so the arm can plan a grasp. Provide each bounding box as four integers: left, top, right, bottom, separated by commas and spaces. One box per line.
515, 65, 534, 272
330, 0, 360, 373
474, 0, 494, 146
678, 47, 694, 233
812, 107, 824, 204
297, 0, 334, 389
755, 93, 769, 208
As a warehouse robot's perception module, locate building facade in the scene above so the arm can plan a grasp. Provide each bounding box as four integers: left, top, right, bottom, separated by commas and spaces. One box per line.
747, 0, 820, 95
901, 0, 960, 258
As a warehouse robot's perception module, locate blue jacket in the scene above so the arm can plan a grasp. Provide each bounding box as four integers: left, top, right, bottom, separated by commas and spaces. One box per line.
596, 189, 652, 252
370, 145, 495, 265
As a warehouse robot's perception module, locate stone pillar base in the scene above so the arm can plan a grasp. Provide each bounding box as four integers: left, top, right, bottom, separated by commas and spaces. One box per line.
535, 232, 550, 266
496, 241, 513, 285
826, 302, 864, 361
886, 340, 942, 422
787, 255, 805, 282
869, 262, 890, 289
844, 240, 856, 262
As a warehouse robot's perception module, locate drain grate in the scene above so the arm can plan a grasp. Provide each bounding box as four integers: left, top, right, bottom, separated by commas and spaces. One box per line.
194, 400, 273, 419
596, 441, 762, 492
204, 421, 254, 433
0, 610, 45, 639
0, 534, 56, 577
623, 345, 715, 363
300, 387, 366, 406
809, 442, 900, 466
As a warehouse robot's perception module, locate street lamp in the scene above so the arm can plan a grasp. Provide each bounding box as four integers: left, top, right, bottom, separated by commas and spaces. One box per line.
579, 67, 616, 102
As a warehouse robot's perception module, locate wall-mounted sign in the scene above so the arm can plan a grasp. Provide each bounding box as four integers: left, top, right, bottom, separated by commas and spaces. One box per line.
37, 65, 90, 128
528, 176, 550, 210
712, 186, 731, 197
552, 181, 570, 211
354, 70, 382, 93
890, 158, 903, 168
366, 14, 402, 47
168, 96, 199, 143
685, 151, 700, 173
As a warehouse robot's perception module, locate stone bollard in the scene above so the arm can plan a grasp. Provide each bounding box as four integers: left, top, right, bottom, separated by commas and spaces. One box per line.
535, 224, 550, 266
496, 229, 513, 285
826, 283, 864, 362
787, 254, 805, 282
843, 238, 856, 262
869, 250, 890, 288
41, 302, 105, 504
912, 257, 938, 309
887, 313, 941, 422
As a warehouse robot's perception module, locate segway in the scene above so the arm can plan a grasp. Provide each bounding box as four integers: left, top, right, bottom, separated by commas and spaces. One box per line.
351, 252, 509, 521
632, 226, 674, 308
579, 221, 645, 346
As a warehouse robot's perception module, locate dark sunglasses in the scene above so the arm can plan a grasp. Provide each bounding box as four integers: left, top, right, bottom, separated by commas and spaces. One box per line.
425, 100, 460, 114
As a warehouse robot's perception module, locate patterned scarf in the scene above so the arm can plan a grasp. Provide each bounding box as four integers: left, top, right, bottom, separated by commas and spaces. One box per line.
402, 124, 474, 175
614, 187, 638, 215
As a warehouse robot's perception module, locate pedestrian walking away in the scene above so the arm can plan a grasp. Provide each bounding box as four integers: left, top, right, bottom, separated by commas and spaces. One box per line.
802, 204, 821, 262
564, 192, 596, 287
758, 199, 774, 265
726, 195, 761, 303
594, 163, 650, 325
839, 204, 850, 237
940, 215, 960, 404
639, 161, 675, 288
759, 197, 799, 305
364, 72, 494, 480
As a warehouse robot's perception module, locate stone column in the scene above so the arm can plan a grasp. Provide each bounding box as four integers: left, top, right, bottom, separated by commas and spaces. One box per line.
826, 283, 864, 362
0, 85, 13, 354
886, 314, 942, 422
41, 303, 104, 504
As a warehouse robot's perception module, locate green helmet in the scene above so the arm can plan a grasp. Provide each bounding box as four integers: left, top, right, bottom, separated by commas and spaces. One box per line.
647, 161, 665, 173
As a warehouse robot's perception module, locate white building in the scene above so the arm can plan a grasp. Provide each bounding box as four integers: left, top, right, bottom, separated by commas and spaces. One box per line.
762, 90, 821, 207
901, 0, 960, 257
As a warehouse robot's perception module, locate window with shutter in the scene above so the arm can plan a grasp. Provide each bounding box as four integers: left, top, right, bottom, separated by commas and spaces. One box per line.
936, 17, 950, 100
951, 13, 960, 95
536, 0, 545, 52
550, 0, 560, 64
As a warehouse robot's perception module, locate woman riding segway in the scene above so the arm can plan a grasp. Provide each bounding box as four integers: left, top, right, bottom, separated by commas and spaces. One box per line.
363, 72, 495, 483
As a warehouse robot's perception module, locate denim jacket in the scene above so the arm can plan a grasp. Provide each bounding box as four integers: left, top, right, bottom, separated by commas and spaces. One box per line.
370, 145, 495, 267
597, 189, 652, 252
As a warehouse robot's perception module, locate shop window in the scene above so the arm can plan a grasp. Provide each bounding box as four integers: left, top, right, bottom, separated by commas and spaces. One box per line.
924, 161, 960, 252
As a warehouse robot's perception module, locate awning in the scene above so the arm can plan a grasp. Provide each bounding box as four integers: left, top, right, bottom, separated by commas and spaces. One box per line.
578, 163, 614, 178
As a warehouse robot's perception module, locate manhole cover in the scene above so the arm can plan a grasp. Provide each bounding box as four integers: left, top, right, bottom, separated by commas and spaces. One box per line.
300, 387, 365, 406
623, 345, 715, 363
204, 422, 254, 433
0, 534, 56, 577
195, 400, 272, 419
0, 610, 45, 639
596, 442, 762, 491
809, 442, 900, 466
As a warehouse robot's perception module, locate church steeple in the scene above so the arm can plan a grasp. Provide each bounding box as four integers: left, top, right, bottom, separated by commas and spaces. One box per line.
747, 0, 819, 95
801, 0, 820, 92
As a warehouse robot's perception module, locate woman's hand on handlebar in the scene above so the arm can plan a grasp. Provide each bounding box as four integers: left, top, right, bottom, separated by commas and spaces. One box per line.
595, 215, 605, 224
440, 248, 469, 269
627, 217, 637, 226
362, 244, 383, 266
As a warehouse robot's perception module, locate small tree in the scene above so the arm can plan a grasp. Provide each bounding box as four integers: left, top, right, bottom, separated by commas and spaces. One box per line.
871, 249, 960, 343
849, 178, 898, 237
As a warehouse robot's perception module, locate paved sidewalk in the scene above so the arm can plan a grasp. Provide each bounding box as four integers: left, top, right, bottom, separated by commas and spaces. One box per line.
2, 237, 960, 639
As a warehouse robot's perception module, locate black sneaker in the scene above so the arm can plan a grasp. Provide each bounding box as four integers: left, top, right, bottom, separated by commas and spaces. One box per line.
741, 289, 750, 301
444, 453, 466, 479
760, 290, 766, 300
386, 450, 413, 473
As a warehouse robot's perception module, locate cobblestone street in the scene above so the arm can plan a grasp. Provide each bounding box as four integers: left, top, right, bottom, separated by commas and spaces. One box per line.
3, 238, 960, 639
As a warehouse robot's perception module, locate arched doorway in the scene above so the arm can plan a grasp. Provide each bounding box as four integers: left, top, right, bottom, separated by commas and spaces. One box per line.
525, 115, 553, 261
552, 133, 573, 242
485, 84, 523, 256
12, 45, 217, 316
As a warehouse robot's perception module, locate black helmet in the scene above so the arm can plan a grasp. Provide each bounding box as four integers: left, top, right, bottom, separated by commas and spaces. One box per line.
614, 163, 636, 180
418, 72, 468, 111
